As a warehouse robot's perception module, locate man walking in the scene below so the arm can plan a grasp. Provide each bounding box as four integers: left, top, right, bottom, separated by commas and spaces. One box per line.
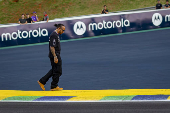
38, 24, 65, 91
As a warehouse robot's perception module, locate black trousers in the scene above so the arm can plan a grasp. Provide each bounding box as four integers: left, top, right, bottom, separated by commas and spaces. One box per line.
39, 55, 62, 89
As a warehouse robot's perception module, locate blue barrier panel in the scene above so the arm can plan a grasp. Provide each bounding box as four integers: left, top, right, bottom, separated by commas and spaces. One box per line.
0, 9, 170, 47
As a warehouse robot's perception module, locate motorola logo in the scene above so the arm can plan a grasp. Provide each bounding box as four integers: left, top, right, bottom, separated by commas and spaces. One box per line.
152, 13, 163, 26
1, 28, 48, 41
73, 21, 86, 35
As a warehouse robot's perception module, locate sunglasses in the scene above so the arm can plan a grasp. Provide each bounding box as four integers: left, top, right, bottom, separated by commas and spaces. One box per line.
61, 28, 65, 31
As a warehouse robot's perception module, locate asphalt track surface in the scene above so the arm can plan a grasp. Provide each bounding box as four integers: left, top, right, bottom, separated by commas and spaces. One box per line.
0, 101, 170, 113
0, 28, 170, 91
0, 28, 170, 113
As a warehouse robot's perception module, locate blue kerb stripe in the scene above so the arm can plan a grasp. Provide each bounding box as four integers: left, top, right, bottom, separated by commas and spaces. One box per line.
34, 96, 75, 101
132, 95, 170, 100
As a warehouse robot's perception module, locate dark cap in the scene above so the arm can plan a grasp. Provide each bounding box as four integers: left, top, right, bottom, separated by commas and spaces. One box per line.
33, 11, 36, 14
26, 13, 29, 15
157, 0, 160, 1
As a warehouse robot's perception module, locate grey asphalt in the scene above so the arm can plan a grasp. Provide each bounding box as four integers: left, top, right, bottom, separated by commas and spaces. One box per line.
0, 29, 170, 90
0, 102, 170, 113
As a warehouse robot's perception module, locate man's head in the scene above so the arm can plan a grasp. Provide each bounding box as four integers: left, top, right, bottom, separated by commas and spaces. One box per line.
44, 12, 47, 15
33, 11, 36, 16
103, 5, 107, 10
54, 24, 65, 35
21, 14, 25, 19
157, 0, 160, 3
26, 13, 29, 18
166, 0, 169, 4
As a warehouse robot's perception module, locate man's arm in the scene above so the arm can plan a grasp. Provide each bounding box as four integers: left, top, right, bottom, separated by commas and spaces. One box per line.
19, 20, 25, 25
46, 16, 49, 22
18, 19, 23, 25
23, 21, 27, 25
101, 9, 103, 14
36, 15, 39, 22
31, 18, 33, 24
50, 46, 58, 63
31, 17, 35, 22
50, 46, 57, 57
18, 20, 21, 24
49, 35, 58, 64
102, 9, 109, 14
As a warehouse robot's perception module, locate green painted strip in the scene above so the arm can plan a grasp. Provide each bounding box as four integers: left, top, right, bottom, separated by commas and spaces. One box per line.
0, 42, 48, 50
1, 27, 170, 50
123, 96, 137, 100
100, 95, 136, 101
2, 96, 43, 101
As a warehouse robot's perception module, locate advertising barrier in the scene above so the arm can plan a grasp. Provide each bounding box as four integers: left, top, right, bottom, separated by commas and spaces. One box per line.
0, 9, 170, 47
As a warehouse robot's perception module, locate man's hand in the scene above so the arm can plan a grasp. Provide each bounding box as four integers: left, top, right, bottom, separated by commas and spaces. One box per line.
54, 56, 58, 64
35, 15, 39, 21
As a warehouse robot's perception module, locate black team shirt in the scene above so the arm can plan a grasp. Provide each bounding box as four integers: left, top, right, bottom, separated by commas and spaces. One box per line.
19, 18, 26, 23
156, 3, 162, 9
164, 3, 170, 8
26, 18, 33, 23
48, 31, 61, 58
102, 9, 109, 14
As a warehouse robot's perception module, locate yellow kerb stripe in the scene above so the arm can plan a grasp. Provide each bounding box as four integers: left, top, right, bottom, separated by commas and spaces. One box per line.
0, 96, 9, 101
0, 89, 170, 97
167, 96, 170, 100
68, 96, 105, 101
